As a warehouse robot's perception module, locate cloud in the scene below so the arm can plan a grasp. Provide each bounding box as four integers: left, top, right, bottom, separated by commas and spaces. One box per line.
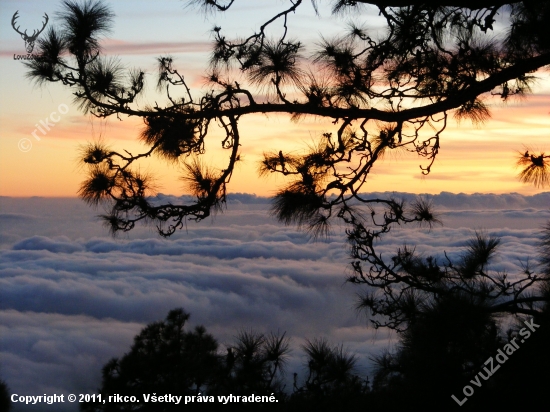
0, 194, 548, 411
351, 191, 550, 211
102, 39, 212, 56
13, 236, 84, 254
1, 310, 142, 412
0, 40, 212, 60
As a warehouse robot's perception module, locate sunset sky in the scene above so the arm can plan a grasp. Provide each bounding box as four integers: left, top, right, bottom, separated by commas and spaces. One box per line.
0, 0, 549, 198
1, 2, 549, 410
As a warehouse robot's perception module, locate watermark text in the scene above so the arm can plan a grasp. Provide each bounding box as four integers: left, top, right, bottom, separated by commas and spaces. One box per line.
451, 317, 540, 406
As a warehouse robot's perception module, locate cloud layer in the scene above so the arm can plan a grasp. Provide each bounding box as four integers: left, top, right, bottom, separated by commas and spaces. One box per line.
0, 193, 548, 411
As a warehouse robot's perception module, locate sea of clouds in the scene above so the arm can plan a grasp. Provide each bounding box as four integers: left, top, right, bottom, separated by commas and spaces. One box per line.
1, 192, 549, 411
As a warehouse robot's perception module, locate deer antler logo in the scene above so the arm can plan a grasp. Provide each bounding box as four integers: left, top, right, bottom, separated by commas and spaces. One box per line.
11, 11, 49, 54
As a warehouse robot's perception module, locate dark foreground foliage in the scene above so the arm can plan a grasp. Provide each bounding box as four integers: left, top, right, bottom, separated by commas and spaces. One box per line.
81, 302, 549, 411
0, 379, 11, 412
80, 308, 368, 412
83, 225, 550, 411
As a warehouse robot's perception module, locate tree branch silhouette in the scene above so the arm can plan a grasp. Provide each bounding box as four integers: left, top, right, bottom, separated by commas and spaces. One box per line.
27, 0, 550, 330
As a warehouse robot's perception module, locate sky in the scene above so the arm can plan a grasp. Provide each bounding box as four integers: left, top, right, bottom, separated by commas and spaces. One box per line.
0, 1, 549, 411
0, 0, 549, 197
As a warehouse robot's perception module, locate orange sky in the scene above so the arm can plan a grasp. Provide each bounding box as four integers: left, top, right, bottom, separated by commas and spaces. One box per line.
0, 98, 548, 197
0, 0, 549, 197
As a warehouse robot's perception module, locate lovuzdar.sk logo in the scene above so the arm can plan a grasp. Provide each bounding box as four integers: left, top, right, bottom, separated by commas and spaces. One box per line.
12, 10, 49, 60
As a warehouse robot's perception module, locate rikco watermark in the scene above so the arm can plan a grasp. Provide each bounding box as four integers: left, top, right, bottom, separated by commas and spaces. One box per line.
18, 103, 69, 153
